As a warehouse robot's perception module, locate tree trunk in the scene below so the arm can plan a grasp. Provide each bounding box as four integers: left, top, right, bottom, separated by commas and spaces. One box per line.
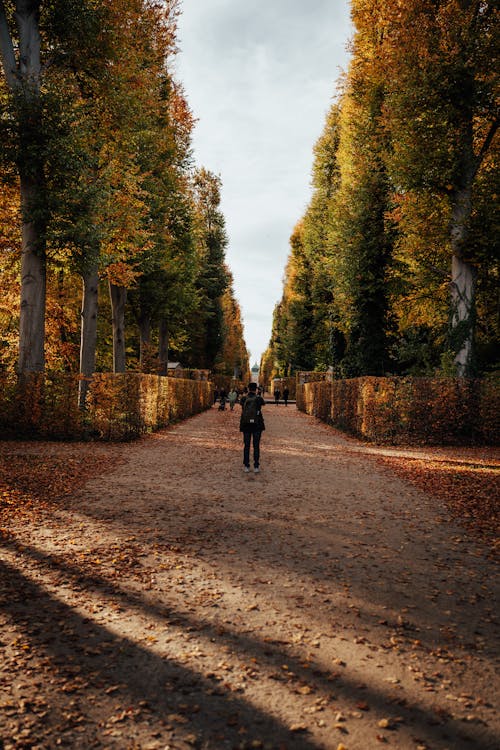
1, 3, 47, 373
451, 253, 476, 377
139, 314, 151, 371
158, 317, 169, 376
18, 174, 46, 372
78, 265, 99, 408
449, 185, 476, 376
109, 282, 127, 373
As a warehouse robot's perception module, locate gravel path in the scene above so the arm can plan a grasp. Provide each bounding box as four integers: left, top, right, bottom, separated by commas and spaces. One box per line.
1, 404, 499, 750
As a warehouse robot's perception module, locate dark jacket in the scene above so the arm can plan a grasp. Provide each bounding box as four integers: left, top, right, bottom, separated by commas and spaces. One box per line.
239, 394, 265, 432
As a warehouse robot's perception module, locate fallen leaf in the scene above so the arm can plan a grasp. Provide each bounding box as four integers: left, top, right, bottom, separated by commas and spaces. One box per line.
290, 723, 308, 732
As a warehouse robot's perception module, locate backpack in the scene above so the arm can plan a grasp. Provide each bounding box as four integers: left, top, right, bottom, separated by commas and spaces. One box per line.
241, 394, 260, 427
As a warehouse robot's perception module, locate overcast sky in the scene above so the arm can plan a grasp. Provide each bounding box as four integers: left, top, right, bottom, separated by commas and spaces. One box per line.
175, 0, 353, 364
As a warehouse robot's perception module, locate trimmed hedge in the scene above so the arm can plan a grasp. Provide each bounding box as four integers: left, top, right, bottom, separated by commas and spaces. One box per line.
297, 376, 500, 445
0, 372, 212, 441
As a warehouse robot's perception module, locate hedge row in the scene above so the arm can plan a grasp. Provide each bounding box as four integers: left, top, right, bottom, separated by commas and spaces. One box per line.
0, 372, 212, 441
296, 376, 500, 445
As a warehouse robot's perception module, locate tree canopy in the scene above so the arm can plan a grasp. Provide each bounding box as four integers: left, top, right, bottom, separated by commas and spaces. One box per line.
0, 0, 248, 380
265, 0, 498, 380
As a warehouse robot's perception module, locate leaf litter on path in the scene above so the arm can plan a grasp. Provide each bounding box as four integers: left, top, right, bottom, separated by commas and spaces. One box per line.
0, 408, 499, 749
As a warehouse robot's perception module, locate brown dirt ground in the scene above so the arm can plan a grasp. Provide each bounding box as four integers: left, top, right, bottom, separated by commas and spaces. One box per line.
0, 403, 499, 750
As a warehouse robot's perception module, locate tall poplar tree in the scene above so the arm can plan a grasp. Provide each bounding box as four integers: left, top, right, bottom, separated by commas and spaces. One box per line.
219, 270, 250, 379
330, 1, 393, 376
379, 0, 499, 375
302, 103, 344, 370
184, 168, 229, 369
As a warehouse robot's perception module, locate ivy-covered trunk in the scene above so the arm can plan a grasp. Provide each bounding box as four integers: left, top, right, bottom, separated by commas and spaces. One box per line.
449, 183, 476, 377
78, 265, 99, 408
109, 282, 127, 373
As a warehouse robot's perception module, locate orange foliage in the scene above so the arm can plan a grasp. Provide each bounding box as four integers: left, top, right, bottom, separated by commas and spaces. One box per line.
297, 377, 500, 446
0, 372, 212, 441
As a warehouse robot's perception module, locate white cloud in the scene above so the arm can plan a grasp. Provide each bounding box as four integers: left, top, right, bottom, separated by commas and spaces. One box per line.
176, 0, 353, 361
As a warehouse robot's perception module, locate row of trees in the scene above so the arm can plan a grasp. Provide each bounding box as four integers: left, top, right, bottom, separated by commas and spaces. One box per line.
262, 0, 498, 383
0, 0, 249, 395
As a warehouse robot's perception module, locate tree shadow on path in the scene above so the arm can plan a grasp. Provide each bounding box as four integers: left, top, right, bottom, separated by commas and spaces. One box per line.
1, 540, 497, 750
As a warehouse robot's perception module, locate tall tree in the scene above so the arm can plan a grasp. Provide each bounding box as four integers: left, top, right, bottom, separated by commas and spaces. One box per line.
379, 0, 499, 375
265, 223, 316, 377
329, 2, 394, 376
184, 168, 229, 369
302, 102, 344, 370
128, 75, 197, 374
219, 269, 250, 379
0, 0, 46, 372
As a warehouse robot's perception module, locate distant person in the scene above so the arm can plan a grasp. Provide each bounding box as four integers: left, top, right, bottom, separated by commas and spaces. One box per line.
228, 387, 238, 411
239, 382, 265, 473
218, 388, 227, 411
274, 387, 281, 405
283, 386, 289, 406
214, 388, 219, 405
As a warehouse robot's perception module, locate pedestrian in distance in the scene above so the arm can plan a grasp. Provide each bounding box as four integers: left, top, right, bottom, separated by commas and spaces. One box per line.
274, 387, 281, 405
218, 387, 227, 411
228, 387, 238, 411
283, 386, 289, 406
214, 388, 219, 405
240, 382, 265, 474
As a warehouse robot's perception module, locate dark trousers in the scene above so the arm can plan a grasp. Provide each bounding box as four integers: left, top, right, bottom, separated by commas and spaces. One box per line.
243, 429, 261, 467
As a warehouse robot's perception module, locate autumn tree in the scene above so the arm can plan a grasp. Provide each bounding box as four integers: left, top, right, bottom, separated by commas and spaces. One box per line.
218, 269, 250, 379
0, 1, 246, 385
128, 71, 197, 374
279, 223, 316, 374
266, 0, 498, 380
326, 2, 394, 377
0, 0, 142, 375
0, 180, 20, 369
302, 103, 344, 370
0, 0, 50, 372
182, 168, 229, 370
379, 0, 499, 375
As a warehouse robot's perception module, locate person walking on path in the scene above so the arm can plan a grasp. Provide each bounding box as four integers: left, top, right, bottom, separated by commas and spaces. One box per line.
218, 388, 227, 411
274, 387, 281, 405
228, 387, 238, 411
239, 382, 265, 473
283, 386, 289, 406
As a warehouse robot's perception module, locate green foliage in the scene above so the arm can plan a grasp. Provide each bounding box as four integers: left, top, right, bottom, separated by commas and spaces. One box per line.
181, 169, 231, 370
